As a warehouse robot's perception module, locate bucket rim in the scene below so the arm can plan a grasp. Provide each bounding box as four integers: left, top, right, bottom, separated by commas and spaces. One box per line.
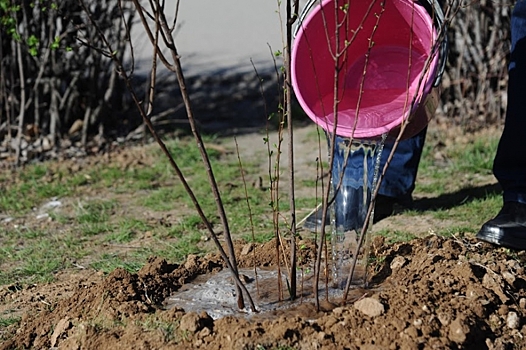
291, 0, 441, 139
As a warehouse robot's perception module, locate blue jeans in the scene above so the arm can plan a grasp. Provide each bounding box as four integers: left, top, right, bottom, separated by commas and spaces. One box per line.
494, 0, 526, 204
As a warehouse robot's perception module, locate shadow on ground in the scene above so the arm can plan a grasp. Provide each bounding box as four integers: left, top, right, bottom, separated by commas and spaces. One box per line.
412, 183, 501, 212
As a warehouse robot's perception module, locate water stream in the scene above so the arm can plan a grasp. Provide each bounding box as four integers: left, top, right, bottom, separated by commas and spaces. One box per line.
330, 134, 387, 289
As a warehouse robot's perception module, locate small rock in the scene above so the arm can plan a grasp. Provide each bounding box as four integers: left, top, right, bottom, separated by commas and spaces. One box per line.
40, 199, 62, 211
506, 259, 521, 270
199, 327, 211, 337
502, 271, 516, 285
465, 286, 478, 299
68, 119, 84, 135
332, 307, 345, 316
421, 305, 430, 313
498, 305, 509, 316
180, 312, 201, 333
437, 312, 451, 326
520, 298, 526, 310
482, 273, 508, 303
448, 318, 467, 343
354, 297, 384, 317
489, 314, 502, 328
241, 243, 253, 255
42, 136, 52, 151
413, 319, 422, 327
390, 256, 406, 270
485, 338, 494, 348
50, 317, 71, 347
507, 312, 520, 330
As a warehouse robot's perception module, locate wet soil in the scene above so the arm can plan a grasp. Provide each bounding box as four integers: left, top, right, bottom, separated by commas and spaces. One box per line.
2, 235, 526, 350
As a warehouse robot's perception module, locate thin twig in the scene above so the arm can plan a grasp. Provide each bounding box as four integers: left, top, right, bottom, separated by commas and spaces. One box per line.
234, 136, 260, 297
285, 0, 299, 300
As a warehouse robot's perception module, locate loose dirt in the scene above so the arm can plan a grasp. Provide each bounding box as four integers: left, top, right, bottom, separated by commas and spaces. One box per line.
2, 236, 526, 349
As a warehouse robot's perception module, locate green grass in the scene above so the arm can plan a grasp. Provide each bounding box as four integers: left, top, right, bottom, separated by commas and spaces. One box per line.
90, 253, 147, 274
0, 136, 249, 286
375, 228, 417, 245
241, 231, 275, 243
137, 316, 180, 343
141, 187, 184, 211
0, 316, 21, 328
0, 230, 86, 285
0, 181, 69, 214
450, 138, 497, 174
0, 127, 503, 288
158, 231, 204, 261
0, 164, 75, 213
80, 222, 112, 236
430, 195, 501, 232
76, 199, 117, 224
417, 135, 499, 196
104, 219, 151, 243
90, 230, 203, 274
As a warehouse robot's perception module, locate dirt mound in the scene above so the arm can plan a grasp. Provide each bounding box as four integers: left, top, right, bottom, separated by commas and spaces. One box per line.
2, 236, 526, 350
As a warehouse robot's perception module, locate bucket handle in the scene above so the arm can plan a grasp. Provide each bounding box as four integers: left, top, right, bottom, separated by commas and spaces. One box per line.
293, 0, 320, 39
293, 0, 448, 87
418, 0, 448, 87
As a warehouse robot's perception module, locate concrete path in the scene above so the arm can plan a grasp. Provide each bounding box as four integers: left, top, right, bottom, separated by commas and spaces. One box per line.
133, 1, 305, 75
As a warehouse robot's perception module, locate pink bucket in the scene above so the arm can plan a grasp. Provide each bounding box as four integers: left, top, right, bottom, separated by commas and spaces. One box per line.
291, 0, 441, 139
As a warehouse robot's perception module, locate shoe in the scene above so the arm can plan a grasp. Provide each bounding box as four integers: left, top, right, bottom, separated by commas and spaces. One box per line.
476, 202, 526, 250
300, 194, 410, 232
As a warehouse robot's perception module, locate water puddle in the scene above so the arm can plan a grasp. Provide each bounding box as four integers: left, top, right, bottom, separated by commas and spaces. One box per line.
164, 267, 368, 320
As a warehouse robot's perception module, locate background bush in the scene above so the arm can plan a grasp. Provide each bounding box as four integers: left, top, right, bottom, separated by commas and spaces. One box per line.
439, 0, 512, 129
0, 0, 134, 164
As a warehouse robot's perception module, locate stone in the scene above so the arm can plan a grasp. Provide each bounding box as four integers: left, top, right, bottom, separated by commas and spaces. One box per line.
507, 312, 520, 330
50, 317, 71, 347
390, 256, 406, 270
180, 312, 201, 333
448, 318, 467, 343
332, 307, 345, 316
241, 243, 253, 255
354, 297, 385, 317
502, 271, 515, 285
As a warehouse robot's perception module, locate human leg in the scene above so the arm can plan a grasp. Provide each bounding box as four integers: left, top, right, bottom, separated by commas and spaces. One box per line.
476, 0, 526, 250
377, 127, 427, 200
